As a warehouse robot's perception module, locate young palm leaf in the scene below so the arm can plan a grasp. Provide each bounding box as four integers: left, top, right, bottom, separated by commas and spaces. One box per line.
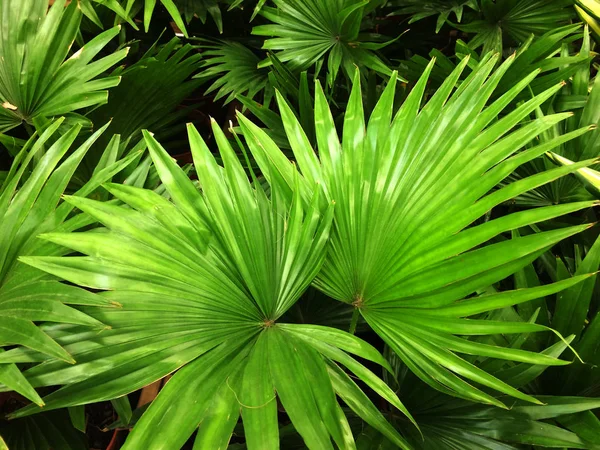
238, 53, 598, 408
11, 123, 415, 449
0, 0, 127, 133
0, 118, 141, 407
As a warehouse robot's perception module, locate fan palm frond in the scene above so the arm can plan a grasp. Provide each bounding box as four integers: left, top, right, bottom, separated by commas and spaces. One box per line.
0, 0, 127, 133
239, 53, 597, 407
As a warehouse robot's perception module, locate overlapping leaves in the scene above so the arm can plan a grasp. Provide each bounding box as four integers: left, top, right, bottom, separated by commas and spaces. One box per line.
510, 27, 600, 206
0, 118, 141, 407
7, 121, 416, 449
456, 0, 575, 55
400, 24, 589, 103
239, 52, 598, 408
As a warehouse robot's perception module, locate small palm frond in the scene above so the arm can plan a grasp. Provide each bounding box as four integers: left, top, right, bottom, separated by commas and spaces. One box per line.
239, 53, 598, 407
195, 40, 271, 104
0, 0, 127, 133
87, 37, 202, 163
253, 0, 399, 86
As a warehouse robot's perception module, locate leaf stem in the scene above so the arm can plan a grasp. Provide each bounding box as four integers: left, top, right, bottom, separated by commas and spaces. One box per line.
349, 307, 360, 335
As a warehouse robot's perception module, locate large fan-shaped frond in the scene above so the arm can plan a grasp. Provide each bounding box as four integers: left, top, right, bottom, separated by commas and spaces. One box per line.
238, 52, 598, 407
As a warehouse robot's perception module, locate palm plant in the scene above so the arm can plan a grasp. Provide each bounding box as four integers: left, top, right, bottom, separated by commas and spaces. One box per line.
0, 0, 127, 133
3, 0, 600, 448
6, 121, 417, 449
238, 53, 599, 407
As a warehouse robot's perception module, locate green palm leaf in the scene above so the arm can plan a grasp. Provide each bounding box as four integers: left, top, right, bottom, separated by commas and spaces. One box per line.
86, 37, 202, 169
456, 0, 575, 55
195, 40, 270, 104
238, 53, 598, 407
253, 0, 400, 86
0, 0, 127, 133
0, 118, 141, 407
509, 26, 600, 206
11, 123, 414, 449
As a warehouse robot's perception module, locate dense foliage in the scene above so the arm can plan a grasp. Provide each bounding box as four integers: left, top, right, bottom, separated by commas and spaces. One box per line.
2, 0, 600, 449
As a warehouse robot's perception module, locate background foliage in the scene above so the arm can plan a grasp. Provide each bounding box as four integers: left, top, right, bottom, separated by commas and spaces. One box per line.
2, 0, 600, 449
